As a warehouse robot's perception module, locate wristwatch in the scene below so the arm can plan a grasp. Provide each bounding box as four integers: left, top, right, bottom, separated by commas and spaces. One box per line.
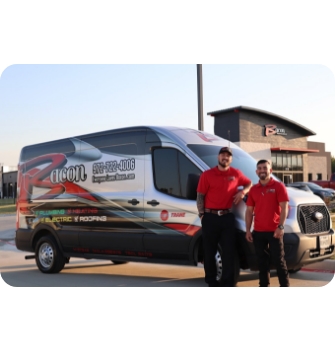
278, 224, 284, 230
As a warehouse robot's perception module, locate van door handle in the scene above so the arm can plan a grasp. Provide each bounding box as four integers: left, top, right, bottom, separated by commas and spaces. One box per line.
128, 199, 140, 205
147, 200, 160, 206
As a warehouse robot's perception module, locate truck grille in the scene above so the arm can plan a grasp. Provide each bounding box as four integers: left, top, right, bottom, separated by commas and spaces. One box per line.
298, 204, 330, 234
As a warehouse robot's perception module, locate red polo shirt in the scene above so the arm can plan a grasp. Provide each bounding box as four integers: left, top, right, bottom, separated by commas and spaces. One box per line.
246, 178, 289, 232
197, 166, 251, 209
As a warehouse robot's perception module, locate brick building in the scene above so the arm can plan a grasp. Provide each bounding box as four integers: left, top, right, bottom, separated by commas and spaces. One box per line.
1, 166, 18, 199
207, 106, 331, 184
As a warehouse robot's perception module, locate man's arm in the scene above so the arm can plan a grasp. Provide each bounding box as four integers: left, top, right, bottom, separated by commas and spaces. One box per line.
197, 192, 205, 219
245, 205, 254, 242
274, 201, 288, 238
233, 181, 252, 205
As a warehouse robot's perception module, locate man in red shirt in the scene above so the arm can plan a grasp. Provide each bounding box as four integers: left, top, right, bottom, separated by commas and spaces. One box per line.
245, 159, 290, 287
197, 147, 252, 287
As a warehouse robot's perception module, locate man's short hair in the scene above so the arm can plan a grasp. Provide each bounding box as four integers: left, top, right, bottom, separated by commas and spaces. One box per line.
257, 159, 271, 167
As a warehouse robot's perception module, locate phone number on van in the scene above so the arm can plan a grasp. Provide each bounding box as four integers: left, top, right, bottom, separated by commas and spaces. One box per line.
93, 158, 135, 174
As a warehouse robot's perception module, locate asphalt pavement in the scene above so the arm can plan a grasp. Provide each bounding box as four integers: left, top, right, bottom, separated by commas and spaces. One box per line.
1, 213, 335, 276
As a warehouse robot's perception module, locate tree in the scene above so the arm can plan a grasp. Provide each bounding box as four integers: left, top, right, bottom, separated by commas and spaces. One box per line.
332, 155, 335, 173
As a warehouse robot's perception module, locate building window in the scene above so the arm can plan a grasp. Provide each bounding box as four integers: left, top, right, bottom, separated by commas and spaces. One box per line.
273, 172, 283, 181
308, 173, 312, 181
277, 153, 283, 170
317, 173, 322, 180
293, 173, 303, 182
271, 152, 302, 171
271, 154, 277, 169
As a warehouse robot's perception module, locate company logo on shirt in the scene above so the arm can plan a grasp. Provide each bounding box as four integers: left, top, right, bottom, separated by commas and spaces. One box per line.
266, 189, 276, 193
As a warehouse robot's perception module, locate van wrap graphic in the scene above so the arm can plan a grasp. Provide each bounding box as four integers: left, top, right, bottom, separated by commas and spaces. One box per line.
17, 153, 99, 206
17, 130, 202, 239
162, 223, 199, 236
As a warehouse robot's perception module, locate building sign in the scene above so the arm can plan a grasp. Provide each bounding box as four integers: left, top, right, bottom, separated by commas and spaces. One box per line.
264, 124, 287, 136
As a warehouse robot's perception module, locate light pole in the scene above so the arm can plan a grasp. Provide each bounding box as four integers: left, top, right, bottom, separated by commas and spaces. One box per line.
197, 64, 204, 131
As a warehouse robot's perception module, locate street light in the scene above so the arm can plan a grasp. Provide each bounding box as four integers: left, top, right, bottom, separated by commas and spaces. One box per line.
197, 64, 204, 131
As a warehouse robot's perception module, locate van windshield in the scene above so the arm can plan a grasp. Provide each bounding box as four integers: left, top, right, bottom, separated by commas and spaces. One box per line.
187, 144, 278, 184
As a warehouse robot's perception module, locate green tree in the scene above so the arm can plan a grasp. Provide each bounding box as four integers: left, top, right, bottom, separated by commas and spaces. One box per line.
332, 155, 335, 173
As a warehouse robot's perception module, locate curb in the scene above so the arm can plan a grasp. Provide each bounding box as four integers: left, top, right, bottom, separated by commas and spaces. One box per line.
301, 268, 335, 274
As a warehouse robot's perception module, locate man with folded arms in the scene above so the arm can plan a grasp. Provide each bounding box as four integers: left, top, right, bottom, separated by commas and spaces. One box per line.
197, 147, 252, 287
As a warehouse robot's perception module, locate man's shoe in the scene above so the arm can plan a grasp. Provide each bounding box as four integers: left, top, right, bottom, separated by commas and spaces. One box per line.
208, 281, 219, 287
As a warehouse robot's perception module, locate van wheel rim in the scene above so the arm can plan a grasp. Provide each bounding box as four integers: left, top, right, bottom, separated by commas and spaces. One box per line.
215, 251, 223, 281
39, 243, 54, 269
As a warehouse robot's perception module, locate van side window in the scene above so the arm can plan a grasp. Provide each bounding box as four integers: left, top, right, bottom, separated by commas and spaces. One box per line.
80, 130, 146, 156
153, 148, 201, 199
21, 140, 76, 162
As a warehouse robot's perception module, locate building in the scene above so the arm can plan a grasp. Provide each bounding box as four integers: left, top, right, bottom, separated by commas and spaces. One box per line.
1, 165, 18, 199
207, 106, 331, 184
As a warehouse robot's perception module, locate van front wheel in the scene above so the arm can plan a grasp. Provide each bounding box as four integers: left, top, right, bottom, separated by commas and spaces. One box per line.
35, 235, 66, 274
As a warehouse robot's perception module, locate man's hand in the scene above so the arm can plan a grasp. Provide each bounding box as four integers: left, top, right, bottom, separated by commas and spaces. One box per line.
245, 230, 253, 243
233, 190, 245, 205
273, 227, 284, 239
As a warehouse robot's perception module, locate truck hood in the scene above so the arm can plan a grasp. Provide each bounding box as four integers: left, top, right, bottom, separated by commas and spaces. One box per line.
286, 187, 324, 206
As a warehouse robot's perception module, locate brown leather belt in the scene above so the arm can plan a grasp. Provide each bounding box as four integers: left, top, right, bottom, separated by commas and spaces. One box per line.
204, 208, 232, 216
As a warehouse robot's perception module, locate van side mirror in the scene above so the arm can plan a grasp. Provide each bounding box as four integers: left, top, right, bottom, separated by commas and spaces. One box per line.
186, 173, 201, 200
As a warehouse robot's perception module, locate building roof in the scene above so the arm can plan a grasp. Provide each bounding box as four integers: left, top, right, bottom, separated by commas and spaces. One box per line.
207, 105, 316, 136
270, 147, 319, 153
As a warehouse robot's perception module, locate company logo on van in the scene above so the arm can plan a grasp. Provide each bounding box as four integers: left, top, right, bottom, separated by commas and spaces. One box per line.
17, 154, 98, 203
160, 210, 169, 221
160, 211, 186, 221
171, 212, 186, 218
50, 164, 87, 184
195, 131, 220, 142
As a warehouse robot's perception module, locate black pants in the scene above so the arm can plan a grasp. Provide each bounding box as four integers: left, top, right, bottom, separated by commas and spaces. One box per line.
252, 231, 290, 287
202, 212, 236, 287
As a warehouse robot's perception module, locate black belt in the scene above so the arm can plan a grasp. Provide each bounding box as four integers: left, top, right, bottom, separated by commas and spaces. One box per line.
204, 208, 232, 216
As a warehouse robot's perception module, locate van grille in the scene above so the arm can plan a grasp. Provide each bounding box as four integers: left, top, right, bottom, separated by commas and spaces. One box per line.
298, 204, 330, 234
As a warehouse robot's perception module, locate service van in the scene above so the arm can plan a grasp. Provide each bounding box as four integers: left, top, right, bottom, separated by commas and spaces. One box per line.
15, 126, 335, 285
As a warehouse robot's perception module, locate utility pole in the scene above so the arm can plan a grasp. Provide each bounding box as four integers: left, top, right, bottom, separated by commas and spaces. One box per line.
197, 64, 204, 131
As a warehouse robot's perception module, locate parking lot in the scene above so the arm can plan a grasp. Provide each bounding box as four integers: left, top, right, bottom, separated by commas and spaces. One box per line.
1, 214, 334, 287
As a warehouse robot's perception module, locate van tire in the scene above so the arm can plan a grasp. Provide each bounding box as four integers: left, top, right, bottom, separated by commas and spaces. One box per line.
111, 260, 128, 265
215, 245, 240, 286
35, 235, 66, 273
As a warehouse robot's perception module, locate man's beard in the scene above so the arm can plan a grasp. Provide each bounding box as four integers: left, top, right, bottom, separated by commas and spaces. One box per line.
219, 160, 229, 168
258, 173, 268, 180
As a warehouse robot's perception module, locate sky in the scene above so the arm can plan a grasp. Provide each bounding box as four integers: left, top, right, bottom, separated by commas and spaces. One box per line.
1, 1, 335, 347
1, 63, 335, 167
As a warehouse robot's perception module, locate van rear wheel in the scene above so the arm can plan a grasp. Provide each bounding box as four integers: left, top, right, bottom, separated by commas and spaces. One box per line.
35, 235, 66, 273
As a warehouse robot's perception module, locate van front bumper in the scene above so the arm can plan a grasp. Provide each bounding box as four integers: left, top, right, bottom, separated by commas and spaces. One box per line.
283, 229, 334, 270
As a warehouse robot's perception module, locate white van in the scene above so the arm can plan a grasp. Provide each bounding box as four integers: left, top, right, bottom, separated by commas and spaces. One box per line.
15, 126, 335, 285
